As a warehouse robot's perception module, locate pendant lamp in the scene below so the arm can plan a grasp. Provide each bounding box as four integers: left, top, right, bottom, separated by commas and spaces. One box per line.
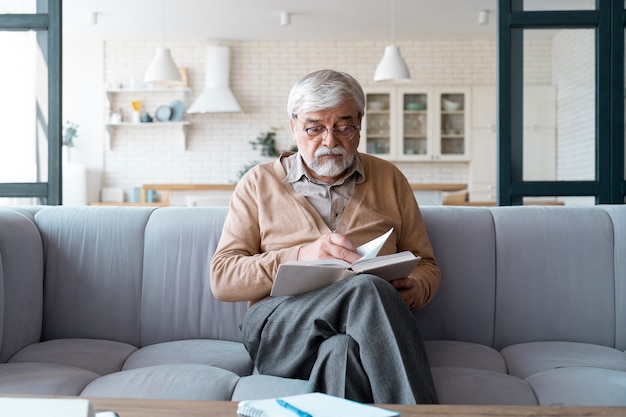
374, 0, 410, 82
144, 0, 182, 87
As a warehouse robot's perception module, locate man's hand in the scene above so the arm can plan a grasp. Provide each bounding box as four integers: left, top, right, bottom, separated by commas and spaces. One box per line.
298, 233, 361, 264
390, 278, 420, 310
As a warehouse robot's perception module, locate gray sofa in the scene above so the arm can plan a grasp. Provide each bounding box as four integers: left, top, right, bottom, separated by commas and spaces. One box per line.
0, 204, 624, 405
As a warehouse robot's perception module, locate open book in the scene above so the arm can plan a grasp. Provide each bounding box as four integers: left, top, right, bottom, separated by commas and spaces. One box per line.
270, 228, 421, 297
237, 392, 399, 417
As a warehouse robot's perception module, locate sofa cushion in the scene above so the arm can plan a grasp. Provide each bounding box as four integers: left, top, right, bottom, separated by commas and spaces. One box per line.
425, 340, 507, 373
416, 207, 496, 346
140, 207, 247, 346
0, 208, 44, 362
430, 367, 538, 405
9, 338, 137, 376
35, 206, 155, 345
491, 207, 616, 350
122, 339, 253, 376
80, 364, 240, 401
0, 362, 99, 396
232, 375, 311, 401
501, 341, 626, 379
526, 367, 626, 406
599, 205, 626, 351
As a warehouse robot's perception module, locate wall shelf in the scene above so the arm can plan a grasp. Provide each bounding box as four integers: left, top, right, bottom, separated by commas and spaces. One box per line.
105, 87, 192, 151
105, 121, 191, 150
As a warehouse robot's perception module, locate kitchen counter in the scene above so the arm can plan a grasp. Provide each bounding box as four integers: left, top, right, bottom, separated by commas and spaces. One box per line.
140, 183, 467, 207
142, 183, 467, 191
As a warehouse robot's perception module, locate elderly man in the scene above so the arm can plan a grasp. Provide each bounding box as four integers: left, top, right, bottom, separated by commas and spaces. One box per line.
210, 69, 440, 404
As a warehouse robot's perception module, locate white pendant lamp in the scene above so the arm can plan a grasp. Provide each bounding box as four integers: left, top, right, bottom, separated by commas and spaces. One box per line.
374, 0, 410, 82
188, 46, 241, 113
144, 0, 182, 88
145, 47, 182, 87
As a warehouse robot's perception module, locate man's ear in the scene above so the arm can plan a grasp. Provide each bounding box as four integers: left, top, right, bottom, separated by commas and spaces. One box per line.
289, 118, 296, 141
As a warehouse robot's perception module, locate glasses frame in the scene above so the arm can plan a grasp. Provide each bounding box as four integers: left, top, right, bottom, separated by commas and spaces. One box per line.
294, 115, 361, 142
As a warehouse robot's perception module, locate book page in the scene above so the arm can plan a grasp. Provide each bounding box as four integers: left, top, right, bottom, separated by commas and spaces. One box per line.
355, 227, 393, 259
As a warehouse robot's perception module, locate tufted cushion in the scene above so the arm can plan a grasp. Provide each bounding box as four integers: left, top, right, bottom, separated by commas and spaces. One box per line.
0, 362, 99, 396
425, 340, 507, 373
9, 338, 137, 376
526, 367, 626, 406
122, 339, 253, 376
431, 367, 538, 405
80, 364, 240, 400
501, 341, 626, 380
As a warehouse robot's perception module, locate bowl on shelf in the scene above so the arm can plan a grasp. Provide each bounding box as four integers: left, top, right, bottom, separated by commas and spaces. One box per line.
368, 101, 386, 111
442, 99, 461, 111
405, 102, 426, 110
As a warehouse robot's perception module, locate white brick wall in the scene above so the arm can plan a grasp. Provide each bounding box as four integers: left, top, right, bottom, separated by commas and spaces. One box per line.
103, 39, 497, 190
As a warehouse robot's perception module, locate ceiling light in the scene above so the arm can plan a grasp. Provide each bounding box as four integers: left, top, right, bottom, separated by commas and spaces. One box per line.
187, 46, 241, 113
280, 12, 291, 27
478, 10, 489, 25
144, 0, 182, 88
374, 0, 410, 82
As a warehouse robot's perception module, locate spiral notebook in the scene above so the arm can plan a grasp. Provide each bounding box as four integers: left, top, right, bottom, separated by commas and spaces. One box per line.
236, 392, 399, 417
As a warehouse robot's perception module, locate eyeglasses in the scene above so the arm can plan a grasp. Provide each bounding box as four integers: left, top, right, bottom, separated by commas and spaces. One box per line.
301, 125, 360, 142
294, 115, 360, 142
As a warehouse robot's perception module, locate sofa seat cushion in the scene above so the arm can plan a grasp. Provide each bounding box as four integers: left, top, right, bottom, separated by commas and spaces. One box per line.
501, 341, 626, 379
425, 340, 507, 373
8, 338, 137, 376
232, 375, 311, 401
80, 364, 240, 400
0, 362, 99, 396
526, 367, 626, 406
121, 339, 253, 376
431, 367, 538, 405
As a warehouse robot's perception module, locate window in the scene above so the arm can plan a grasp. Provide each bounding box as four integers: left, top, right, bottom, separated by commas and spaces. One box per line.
0, 0, 62, 205
498, 0, 625, 204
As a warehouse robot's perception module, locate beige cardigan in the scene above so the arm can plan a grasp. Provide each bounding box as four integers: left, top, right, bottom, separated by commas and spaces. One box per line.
210, 152, 440, 308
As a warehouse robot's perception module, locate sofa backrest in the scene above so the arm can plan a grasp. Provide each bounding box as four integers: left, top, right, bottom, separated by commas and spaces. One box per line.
417, 205, 626, 352
416, 206, 497, 347
0, 208, 43, 362
139, 207, 247, 345
35, 206, 153, 346
2, 204, 624, 355
31, 206, 248, 347
490, 206, 619, 350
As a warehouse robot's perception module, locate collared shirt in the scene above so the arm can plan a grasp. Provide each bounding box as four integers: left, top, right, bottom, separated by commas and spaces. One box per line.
282, 153, 365, 232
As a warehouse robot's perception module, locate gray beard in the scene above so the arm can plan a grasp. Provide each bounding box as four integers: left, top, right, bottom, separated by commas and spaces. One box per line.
306, 146, 354, 179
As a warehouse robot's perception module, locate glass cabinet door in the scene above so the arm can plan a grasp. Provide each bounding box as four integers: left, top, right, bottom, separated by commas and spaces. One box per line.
363, 92, 392, 158
439, 92, 466, 157
400, 92, 429, 157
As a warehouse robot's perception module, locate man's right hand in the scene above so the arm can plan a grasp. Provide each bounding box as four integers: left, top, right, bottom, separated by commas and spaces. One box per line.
297, 233, 361, 264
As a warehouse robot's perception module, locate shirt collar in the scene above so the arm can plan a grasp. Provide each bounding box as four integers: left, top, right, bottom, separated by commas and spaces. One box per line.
283, 152, 365, 186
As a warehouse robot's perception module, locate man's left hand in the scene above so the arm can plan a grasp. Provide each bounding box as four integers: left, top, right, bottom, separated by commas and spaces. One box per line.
390, 278, 419, 310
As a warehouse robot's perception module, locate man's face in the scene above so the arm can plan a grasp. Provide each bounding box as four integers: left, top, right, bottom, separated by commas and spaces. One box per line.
290, 100, 361, 183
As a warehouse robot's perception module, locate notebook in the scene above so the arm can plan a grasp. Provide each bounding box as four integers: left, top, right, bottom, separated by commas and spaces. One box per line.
236, 392, 399, 417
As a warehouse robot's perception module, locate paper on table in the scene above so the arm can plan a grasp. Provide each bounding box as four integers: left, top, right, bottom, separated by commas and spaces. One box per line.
237, 392, 399, 417
356, 227, 393, 259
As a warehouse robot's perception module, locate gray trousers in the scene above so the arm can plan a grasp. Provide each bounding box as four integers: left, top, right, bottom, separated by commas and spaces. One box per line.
240, 274, 438, 404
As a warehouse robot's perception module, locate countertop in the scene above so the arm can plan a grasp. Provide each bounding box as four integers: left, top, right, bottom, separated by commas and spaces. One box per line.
142, 183, 468, 192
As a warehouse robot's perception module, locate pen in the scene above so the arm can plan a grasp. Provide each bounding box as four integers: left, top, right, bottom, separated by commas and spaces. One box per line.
276, 398, 313, 417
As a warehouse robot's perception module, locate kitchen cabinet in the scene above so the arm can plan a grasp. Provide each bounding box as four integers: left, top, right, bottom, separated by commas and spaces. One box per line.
360, 86, 470, 161
468, 85, 556, 203
104, 87, 191, 150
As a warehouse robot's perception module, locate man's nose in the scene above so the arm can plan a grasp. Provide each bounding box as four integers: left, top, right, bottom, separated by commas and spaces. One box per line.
321, 128, 339, 147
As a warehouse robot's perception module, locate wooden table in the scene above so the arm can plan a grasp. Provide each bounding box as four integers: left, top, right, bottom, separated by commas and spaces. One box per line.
89, 397, 626, 417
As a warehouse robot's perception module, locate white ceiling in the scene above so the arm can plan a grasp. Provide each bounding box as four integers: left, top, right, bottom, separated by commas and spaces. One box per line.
0, 0, 596, 43
60, 0, 500, 42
